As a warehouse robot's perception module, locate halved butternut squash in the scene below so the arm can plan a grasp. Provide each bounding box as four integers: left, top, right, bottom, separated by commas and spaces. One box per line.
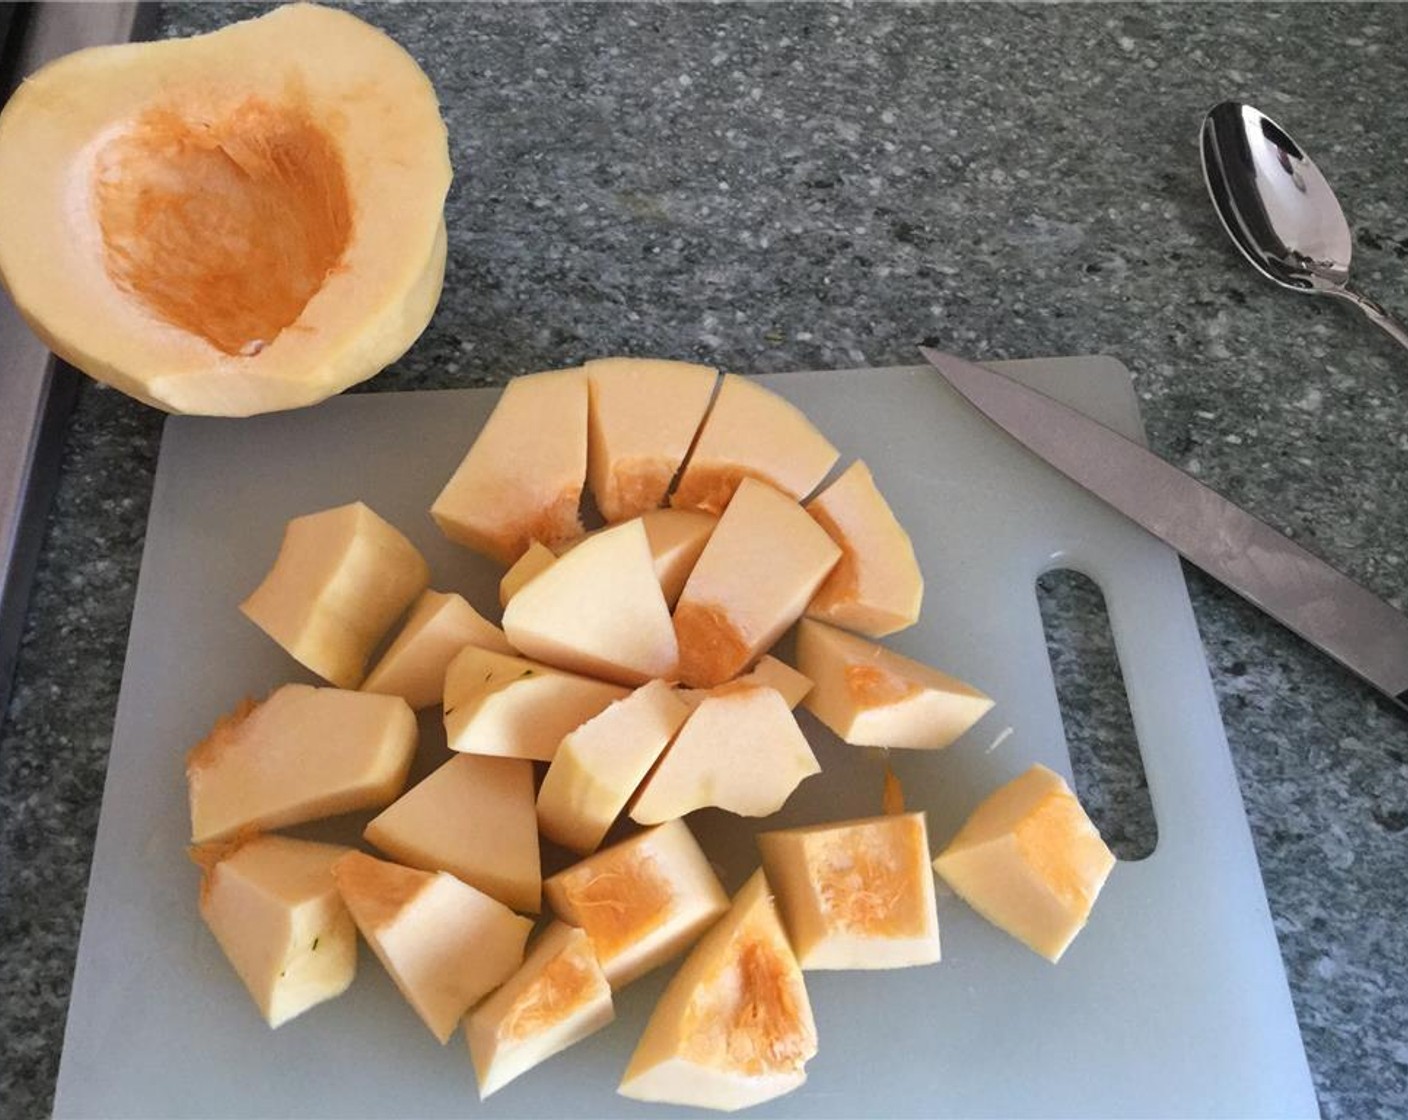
0, 4, 450, 415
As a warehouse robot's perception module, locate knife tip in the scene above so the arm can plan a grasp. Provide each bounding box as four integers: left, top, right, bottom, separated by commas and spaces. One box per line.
917, 344, 960, 377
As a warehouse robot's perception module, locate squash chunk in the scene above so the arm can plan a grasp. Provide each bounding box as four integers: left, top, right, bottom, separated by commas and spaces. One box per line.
619, 870, 817, 1112
805, 460, 924, 637
362, 589, 514, 710
759, 813, 940, 969
332, 852, 531, 1043
187, 684, 416, 843
432, 368, 588, 565
584, 357, 717, 522
240, 501, 429, 690
672, 374, 837, 514
673, 478, 840, 689
366, 754, 541, 914
933, 764, 1116, 962
192, 835, 355, 1029
796, 619, 993, 749
544, 820, 728, 989
466, 923, 614, 1099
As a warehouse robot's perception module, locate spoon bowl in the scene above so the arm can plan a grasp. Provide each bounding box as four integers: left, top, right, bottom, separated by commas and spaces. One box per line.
1200, 100, 1408, 350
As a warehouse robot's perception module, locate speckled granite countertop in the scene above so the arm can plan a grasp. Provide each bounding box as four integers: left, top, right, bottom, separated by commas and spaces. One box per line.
2, 3, 1406, 1117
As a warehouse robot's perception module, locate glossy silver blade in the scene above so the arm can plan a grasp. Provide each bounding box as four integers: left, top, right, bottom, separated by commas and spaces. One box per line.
919, 347, 1408, 709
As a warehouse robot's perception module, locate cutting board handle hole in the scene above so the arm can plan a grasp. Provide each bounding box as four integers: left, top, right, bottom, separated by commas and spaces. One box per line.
1037, 568, 1158, 862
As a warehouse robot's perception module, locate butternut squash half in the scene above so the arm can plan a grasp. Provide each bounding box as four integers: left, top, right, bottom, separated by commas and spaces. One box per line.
0, 4, 450, 415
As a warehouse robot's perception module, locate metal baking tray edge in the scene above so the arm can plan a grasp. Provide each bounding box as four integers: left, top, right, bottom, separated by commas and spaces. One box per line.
0, 2, 147, 721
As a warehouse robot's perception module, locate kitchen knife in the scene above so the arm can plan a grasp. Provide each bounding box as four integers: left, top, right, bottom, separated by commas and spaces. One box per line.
919, 346, 1408, 710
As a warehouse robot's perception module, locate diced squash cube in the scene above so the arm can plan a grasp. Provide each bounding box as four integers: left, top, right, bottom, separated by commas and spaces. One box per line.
805, 460, 923, 637
240, 501, 429, 688
366, 754, 541, 913
466, 922, 614, 1099
362, 589, 514, 710
584, 357, 717, 522
502, 519, 679, 686
673, 478, 840, 688
618, 870, 817, 1112
443, 645, 628, 762
758, 812, 940, 969
187, 685, 416, 843
537, 680, 692, 855
672, 373, 838, 515
543, 819, 728, 989
192, 835, 356, 1028
630, 684, 820, 825
431, 368, 587, 565
332, 852, 532, 1042
796, 619, 992, 749
932, 764, 1115, 962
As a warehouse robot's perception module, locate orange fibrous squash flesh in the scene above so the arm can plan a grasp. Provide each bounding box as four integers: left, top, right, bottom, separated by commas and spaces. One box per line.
497, 947, 601, 1043
680, 936, 813, 1077
812, 826, 927, 938
554, 851, 674, 961
94, 96, 353, 358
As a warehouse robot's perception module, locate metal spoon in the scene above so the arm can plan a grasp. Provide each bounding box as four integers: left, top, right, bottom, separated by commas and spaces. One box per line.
1200, 100, 1408, 351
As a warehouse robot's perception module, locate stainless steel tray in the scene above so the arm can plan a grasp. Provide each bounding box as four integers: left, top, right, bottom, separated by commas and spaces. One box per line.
0, 2, 143, 718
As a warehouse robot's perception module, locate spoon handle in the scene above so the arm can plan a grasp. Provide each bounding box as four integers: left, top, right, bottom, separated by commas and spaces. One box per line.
1338, 285, 1408, 353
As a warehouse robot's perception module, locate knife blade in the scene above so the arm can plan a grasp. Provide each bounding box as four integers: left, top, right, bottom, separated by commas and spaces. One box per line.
918, 346, 1408, 710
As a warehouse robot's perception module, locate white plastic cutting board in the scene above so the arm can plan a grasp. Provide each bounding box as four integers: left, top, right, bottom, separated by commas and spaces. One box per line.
53, 358, 1317, 1119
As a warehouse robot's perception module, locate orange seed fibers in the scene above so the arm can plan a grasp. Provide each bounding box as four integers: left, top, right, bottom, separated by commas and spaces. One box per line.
673, 600, 751, 688
497, 944, 599, 1043
93, 96, 352, 356
556, 852, 673, 962
845, 663, 922, 708
682, 933, 813, 1077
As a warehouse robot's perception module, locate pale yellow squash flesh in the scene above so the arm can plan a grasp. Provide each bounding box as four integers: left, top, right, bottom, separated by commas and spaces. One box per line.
332, 851, 532, 1043
805, 460, 924, 637
630, 685, 820, 825
499, 541, 558, 607
361, 589, 514, 710
536, 679, 693, 855
672, 374, 838, 515
240, 501, 429, 690
584, 357, 718, 522
673, 478, 840, 688
933, 764, 1115, 962
555, 508, 717, 610
442, 645, 629, 763
502, 519, 680, 686
618, 870, 817, 1113
365, 754, 542, 914
543, 820, 729, 990
639, 509, 719, 608
0, 4, 450, 415
192, 835, 356, 1029
796, 618, 993, 750
431, 368, 588, 565
186, 684, 416, 843
677, 655, 813, 711
466, 922, 615, 1099
758, 812, 941, 970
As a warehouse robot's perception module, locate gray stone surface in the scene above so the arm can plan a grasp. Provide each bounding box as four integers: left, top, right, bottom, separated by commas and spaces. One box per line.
2, 2, 1406, 1117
